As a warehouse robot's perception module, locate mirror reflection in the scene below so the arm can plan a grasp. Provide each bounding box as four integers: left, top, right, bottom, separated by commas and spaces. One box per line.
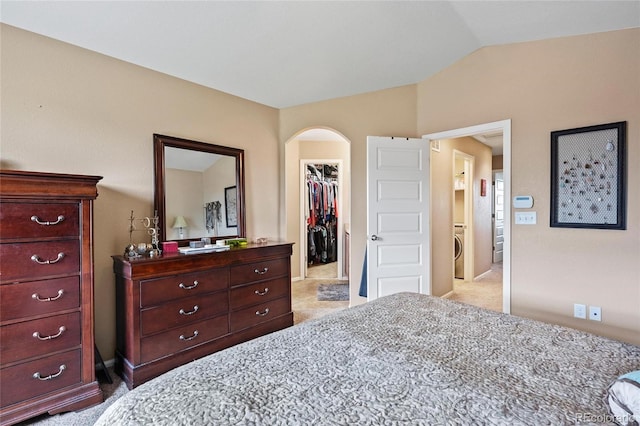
153, 134, 245, 243
165, 147, 237, 239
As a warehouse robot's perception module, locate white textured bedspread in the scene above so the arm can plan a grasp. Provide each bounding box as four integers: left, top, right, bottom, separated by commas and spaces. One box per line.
96, 293, 640, 425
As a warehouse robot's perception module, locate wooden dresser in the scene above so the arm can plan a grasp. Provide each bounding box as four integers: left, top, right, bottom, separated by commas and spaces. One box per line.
0, 170, 103, 426
112, 242, 294, 389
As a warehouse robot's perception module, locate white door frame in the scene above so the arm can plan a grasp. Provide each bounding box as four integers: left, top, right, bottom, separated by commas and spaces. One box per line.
300, 159, 344, 280
453, 150, 475, 282
423, 119, 512, 314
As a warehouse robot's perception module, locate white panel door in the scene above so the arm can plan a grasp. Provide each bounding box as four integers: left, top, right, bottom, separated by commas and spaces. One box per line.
366, 136, 430, 300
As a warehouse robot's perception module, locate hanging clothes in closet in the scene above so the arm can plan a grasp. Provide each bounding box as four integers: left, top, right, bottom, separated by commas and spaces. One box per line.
307, 164, 338, 265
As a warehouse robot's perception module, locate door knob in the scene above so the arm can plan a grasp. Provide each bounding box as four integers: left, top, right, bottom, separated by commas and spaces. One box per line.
371, 235, 379, 241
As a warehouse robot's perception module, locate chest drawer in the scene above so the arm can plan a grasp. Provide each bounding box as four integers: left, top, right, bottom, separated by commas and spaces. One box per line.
141, 292, 229, 336
230, 258, 289, 286
230, 277, 289, 310
0, 240, 80, 282
140, 268, 229, 307
0, 277, 80, 322
0, 203, 79, 241
140, 315, 228, 363
230, 297, 290, 333
1, 312, 81, 365
0, 349, 82, 408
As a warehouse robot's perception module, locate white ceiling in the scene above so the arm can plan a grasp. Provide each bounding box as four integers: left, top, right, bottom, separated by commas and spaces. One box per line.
2, 1, 638, 109
165, 146, 222, 172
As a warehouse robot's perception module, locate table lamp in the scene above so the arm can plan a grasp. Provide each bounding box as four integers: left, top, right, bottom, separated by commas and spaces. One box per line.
172, 216, 188, 239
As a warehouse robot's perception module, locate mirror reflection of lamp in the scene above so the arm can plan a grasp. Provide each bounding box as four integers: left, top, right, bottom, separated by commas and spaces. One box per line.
172, 216, 188, 239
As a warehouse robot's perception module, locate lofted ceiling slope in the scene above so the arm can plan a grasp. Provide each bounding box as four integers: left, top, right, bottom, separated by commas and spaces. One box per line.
1, 1, 639, 108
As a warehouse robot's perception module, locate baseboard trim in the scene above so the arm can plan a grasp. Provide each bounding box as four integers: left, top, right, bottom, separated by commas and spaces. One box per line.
474, 269, 493, 281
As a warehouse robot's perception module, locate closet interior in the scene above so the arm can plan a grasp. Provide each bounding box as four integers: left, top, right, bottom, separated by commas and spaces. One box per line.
306, 163, 339, 269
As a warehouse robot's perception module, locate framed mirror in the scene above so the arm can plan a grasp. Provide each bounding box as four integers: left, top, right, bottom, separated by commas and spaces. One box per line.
153, 134, 245, 243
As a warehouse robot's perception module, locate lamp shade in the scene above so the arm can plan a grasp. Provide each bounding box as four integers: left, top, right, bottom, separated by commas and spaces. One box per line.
172, 216, 188, 229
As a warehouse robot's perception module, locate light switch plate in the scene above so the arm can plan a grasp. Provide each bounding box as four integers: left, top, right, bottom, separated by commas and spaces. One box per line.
515, 211, 537, 225
574, 303, 587, 319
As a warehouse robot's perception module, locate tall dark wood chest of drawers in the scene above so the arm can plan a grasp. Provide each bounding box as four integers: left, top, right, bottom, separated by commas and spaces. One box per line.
112, 242, 294, 389
0, 170, 103, 425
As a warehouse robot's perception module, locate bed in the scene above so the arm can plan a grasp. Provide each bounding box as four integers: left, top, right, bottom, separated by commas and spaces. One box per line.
95, 293, 640, 425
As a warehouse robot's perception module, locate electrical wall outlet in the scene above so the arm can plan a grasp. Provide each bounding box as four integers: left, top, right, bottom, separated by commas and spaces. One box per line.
589, 306, 602, 321
574, 303, 587, 319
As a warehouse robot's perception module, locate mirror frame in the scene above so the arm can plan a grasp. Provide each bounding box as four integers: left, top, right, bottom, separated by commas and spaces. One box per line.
153, 134, 246, 243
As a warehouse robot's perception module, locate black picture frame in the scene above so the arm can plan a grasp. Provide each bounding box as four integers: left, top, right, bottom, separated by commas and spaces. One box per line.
550, 121, 626, 230
225, 186, 237, 228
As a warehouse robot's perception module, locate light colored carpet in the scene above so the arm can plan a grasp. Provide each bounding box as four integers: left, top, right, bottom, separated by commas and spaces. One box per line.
447, 262, 503, 312
306, 261, 338, 279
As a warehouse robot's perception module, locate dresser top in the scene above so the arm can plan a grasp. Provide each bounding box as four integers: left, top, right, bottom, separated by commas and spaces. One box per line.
112, 241, 293, 278
0, 169, 103, 199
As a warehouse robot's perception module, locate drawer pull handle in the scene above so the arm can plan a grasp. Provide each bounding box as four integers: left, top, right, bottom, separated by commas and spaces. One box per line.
256, 308, 270, 317
33, 364, 66, 381
255, 288, 269, 296
31, 252, 65, 265
32, 289, 64, 302
31, 215, 65, 226
179, 330, 199, 341
254, 267, 269, 275
179, 280, 199, 290
179, 305, 199, 316
33, 326, 66, 340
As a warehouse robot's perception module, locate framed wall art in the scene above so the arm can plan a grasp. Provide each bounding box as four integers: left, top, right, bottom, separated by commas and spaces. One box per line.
225, 186, 237, 227
550, 121, 626, 230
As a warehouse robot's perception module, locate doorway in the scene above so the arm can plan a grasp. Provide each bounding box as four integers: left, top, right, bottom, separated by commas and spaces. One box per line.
453, 150, 474, 282
423, 119, 511, 314
284, 128, 351, 321
302, 160, 342, 280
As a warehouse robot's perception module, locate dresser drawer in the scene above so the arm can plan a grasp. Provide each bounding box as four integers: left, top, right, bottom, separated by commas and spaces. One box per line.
230, 277, 290, 310
140, 269, 228, 308
0, 241, 80, 282
140, 315, 228, 363
1, 312, 81, 365
0, 349, 81, 407
230, 297, 290, 333
141, 292, 229, 336
0, 277, 80, 322
230, 258, 289, 286
0, 203, 79, 240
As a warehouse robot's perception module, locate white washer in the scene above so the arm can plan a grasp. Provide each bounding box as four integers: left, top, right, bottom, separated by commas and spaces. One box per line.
454, 224, 464, 279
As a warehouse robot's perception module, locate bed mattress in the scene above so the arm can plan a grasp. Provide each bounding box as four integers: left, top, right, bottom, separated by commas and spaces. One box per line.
96, 292, 640, 425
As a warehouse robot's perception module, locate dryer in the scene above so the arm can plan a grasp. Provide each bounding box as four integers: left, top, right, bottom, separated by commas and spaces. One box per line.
454, 224, 464, 279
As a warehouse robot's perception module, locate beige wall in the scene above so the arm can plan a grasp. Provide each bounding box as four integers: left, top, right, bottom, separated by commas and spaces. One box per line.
2, 22, 638, 355
417, 28, 640, 345
492, 155, 504, 171
165, 168, 203, 240
1, 24, 281, 358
